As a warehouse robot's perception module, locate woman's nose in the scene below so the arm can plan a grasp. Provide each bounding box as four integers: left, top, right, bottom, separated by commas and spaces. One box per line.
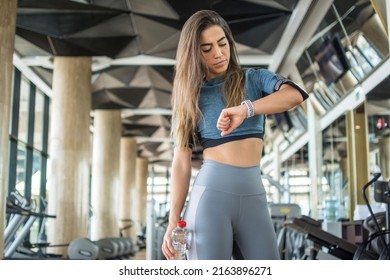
214, 47, 223, 58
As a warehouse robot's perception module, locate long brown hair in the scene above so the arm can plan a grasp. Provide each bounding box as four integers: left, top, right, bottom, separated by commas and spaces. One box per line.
171, 10, 245, 148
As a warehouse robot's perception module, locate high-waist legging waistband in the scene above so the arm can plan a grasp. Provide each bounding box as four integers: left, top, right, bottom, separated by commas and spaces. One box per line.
193, 159, 265, 195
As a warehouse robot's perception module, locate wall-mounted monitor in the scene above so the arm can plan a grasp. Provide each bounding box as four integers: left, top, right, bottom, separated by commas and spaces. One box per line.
314, 33, 350, 85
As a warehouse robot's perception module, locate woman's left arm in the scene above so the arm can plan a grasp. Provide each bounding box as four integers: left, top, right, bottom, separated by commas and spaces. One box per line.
252, 83, 305, 115
217, 84, 305, 136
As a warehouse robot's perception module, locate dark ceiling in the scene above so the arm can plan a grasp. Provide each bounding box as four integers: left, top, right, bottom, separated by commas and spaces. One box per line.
14, 0, 383, 168
16, 0, 297, 58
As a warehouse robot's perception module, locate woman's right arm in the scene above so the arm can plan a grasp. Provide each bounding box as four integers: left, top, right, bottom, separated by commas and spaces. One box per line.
161, 146, 192, 260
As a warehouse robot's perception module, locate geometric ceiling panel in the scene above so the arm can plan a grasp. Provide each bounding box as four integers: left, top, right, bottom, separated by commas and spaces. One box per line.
139, 142, 164, 155
138, 89, 171, 109
133, 15, 181, 57
128, 67, 172, 91
91, 66, 173, 111
92, 88, 149, 110
123, 115, 171, 140
15, 26, 135, 57
138, 141, 173, 164
151, 126, 171, 138
129, 0, 180, 20
17, 8, 121, 37
86, 0, 130, 11
146, 32, 181, 59
68, 14, 135, 39
124, 115, 171, 128
232, 16, 290, 53
15, 35, 51, 57
16, 0, 136, 58
92, 66, 173, 90
92, 73, 128, 90
123, 124, 160, 138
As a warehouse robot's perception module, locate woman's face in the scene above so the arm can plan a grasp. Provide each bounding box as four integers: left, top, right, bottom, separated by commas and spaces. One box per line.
199, 25, 230, 80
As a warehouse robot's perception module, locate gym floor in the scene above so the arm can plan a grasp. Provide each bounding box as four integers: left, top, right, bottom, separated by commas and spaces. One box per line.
132, 248, 146, 260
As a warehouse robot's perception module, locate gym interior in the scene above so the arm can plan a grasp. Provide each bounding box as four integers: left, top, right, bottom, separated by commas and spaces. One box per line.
0, 0, 389, 260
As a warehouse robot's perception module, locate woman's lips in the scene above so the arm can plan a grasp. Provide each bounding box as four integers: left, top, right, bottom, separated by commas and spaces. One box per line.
214, 60, 226, 66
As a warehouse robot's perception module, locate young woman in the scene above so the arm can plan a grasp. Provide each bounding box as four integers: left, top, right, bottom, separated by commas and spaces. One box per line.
161, 10, 308, 260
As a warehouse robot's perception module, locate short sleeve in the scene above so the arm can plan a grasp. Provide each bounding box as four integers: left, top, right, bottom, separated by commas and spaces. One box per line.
249, 68, 309, 101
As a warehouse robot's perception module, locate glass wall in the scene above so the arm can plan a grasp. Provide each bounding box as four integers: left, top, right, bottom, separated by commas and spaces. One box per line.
366, 84, 390, 214
280, 146, 311, 216
319, 115, 348, 221
7, 67, 50, 245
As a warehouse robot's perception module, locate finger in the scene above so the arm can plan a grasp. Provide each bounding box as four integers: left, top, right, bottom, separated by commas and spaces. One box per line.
162, 244, 174, 260
218, 117, 229, 124
162, 237, 176, 260
217, 117, 231, 130
216, 117, 227, 126
217, 122, 229, 131
217, 109, 230, 123
221, 126, 233, 136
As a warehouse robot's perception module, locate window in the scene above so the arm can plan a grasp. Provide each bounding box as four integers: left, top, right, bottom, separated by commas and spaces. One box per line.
8, 67, 50, 245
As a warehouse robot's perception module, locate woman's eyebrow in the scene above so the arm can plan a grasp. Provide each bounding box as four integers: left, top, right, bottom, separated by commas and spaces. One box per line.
200, 36, 226, 47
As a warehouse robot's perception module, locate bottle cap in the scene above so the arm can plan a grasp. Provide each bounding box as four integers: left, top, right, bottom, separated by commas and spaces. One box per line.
177, 220, 186, 228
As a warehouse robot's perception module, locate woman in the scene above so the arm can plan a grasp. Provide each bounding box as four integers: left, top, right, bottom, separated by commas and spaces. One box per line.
162, 10, 308, 260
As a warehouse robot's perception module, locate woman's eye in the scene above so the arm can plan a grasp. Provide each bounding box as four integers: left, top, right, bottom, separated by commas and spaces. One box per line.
202, 48, 211, 53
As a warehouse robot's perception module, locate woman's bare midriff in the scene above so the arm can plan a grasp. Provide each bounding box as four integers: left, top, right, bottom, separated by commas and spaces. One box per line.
202, 138, 263, 167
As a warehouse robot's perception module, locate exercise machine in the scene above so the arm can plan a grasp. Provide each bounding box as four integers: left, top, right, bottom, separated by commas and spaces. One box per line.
284, 173, 390, 260
353, 173, 390, 259
270, 203, 308, 259
68, 238, 99, 260
4, 191, 60, 259
284, 215, 363, 259
68, 236, 135, 260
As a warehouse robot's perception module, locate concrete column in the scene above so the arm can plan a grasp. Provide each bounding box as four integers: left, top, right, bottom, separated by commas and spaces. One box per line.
378, 137, 390, 181
119, 137, 137, 238
354, 103, 370, 205
346, 102, 370, 219
346, 111, 357, 219
134, 157, 149, 237
0, 0, 17, 257
47, 57, 92, 257
90, 110, 122, 240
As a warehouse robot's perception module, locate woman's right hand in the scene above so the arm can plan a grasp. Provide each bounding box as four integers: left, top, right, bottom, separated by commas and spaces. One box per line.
217, 104, 247, 136
162, 147, 192, 259
161, 222, 177, 260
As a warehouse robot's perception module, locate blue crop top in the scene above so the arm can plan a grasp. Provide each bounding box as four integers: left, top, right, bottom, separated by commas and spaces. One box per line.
196, 68, 308, 149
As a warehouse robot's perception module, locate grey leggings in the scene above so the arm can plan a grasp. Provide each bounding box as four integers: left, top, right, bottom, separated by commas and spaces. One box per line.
183, 159, 280, 260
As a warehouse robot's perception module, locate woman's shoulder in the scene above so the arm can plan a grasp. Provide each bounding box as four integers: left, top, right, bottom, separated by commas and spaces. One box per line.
243, 67, 265, 85
243, 67, 275, 77
243, 67, 281, 88
242, 67, 280, 96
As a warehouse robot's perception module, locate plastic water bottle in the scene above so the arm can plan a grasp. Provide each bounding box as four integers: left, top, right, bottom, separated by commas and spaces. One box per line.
171, 220, 190, 260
